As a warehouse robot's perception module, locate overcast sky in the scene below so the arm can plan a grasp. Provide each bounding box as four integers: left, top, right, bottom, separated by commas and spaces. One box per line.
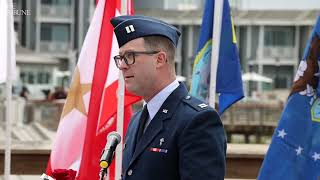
230, 0, 320, 10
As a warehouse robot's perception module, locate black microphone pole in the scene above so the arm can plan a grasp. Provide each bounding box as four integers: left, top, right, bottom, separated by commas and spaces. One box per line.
99, 168, 107, 180
99, 149, 115, 180
99, 148, 109, 180
99, 131, 121, 180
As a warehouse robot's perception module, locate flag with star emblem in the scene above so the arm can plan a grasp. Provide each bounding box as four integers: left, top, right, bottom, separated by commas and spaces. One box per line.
190, 0, 244, 114
46, 0, 140, 179
258, 16, 320, 180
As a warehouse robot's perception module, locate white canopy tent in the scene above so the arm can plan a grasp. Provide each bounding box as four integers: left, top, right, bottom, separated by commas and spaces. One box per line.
242, 72, 273, 99
242, 72, 273, 83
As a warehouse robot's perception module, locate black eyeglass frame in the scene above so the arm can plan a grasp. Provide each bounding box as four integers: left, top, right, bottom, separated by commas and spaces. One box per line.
113, 50, 160, 68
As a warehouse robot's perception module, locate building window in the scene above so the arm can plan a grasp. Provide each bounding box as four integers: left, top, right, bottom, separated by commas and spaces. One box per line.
20, 69, 52, 85
20, 72, 26, 83
41, 24, 69, 42
37, 72, 51, 84
264, 26, 295, 58
42, 0, 51, 4
27, 72, 35, 84
41, 0, 71, 5
41, 25, 51, 41
264, 26, 294, 46
274, 76, 288, 89
40, 24, 70, 52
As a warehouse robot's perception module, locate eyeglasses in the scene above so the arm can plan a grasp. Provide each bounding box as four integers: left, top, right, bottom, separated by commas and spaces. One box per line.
114, 50, 160, 68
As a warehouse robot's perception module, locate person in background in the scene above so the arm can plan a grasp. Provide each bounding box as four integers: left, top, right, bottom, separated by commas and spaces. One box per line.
19, 86, 29, 100
110, 15, 227, 180
50, 86, 67, 100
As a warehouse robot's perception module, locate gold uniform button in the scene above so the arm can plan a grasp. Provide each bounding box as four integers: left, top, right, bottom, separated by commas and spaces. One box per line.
128, 169, 133, 176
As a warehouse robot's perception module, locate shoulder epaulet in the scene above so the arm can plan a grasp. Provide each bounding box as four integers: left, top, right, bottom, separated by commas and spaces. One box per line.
182, 95, 210, 112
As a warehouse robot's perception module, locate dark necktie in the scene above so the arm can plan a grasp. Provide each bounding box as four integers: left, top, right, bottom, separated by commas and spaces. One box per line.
136, 105, 149, 144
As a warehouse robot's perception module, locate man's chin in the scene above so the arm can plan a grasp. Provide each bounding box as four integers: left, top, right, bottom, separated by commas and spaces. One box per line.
125, 86, 140, 96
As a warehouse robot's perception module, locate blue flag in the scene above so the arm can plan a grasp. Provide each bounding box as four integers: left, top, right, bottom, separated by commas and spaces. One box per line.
258, 16, 320, 180
190, 0, 244, 114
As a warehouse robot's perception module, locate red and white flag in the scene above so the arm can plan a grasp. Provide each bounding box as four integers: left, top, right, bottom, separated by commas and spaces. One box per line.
46, 0, 139, 179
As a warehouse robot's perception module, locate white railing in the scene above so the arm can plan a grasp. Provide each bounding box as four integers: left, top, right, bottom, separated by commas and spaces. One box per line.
40, 4, 72, 19
0, 98, 65, 130
0, 97, 26, 126
263, 46, 295, 59
39, 41, 70, 53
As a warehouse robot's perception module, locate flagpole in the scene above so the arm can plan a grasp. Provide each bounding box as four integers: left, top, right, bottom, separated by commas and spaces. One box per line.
209, 0, 224, 108
115, 0, 127, 179
5, 0, 14, 179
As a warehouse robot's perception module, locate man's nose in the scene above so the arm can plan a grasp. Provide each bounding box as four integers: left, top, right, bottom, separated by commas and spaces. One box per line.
118, 60, 129, 70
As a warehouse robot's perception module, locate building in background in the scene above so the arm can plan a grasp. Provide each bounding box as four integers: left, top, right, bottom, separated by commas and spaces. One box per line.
230, 0, 319, 96
10, 0, 320, 100
11, 0, 94, 99
135, 0, 319, 100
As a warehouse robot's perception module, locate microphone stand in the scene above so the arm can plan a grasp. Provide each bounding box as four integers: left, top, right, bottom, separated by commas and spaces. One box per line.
99, 150, 115, 180
99, 131, 120, 179
99, 168, 107, 180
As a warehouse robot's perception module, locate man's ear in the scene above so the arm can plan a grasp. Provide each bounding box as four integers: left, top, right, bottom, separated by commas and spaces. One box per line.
155, 51, 167, 68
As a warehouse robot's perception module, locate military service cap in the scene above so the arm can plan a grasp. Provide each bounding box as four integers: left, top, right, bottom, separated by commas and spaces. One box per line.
110, 15, 181, 47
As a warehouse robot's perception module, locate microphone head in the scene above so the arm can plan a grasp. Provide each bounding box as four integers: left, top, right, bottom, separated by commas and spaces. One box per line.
100, 131, 122, 169
107, 131, 121, 144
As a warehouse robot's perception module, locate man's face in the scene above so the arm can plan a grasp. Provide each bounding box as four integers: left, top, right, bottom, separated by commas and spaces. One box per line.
118, 38, 158, 96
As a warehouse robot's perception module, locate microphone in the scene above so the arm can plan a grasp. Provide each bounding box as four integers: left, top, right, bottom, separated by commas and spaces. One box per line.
100, 131, 122, 169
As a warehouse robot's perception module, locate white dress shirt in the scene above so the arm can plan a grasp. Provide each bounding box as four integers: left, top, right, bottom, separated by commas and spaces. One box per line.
143, 79, 179, 131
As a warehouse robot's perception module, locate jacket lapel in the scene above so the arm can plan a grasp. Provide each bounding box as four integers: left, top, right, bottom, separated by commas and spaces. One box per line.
129, 113, 164, 165
122, 113, 140, 172
128, 83, 189, 167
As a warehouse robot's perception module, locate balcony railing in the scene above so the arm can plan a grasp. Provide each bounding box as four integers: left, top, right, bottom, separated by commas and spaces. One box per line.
39, 41, 70, 54
263, 46, 295, 59
221, 102, 282, 143
40, 4, 72, 19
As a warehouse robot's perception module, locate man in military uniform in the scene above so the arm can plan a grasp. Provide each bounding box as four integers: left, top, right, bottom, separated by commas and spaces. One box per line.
111, 15, 226, 180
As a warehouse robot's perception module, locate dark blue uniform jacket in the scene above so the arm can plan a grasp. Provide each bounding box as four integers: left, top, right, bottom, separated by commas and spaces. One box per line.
122, 83, 226, 180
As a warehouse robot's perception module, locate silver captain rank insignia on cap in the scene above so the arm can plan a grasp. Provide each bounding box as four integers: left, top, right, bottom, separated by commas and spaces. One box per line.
198, 103, 208, 109
160, 138, 165, 146
125, 25, 135, 34
162, 109, 168, 113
